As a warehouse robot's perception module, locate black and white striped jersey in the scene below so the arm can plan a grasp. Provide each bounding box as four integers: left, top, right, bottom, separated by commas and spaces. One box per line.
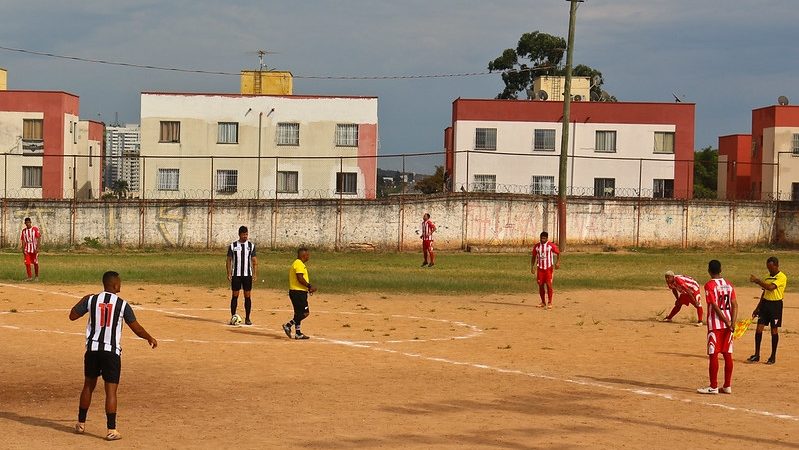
73, 292, 137, 355
228, 240, 256, 277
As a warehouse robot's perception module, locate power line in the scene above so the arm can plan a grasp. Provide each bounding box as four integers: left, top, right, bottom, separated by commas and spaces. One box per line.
0, 44, 553, 81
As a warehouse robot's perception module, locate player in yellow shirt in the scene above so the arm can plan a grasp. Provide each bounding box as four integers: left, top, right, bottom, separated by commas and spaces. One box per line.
748, 256, 787, 365
282, 247, 317, 340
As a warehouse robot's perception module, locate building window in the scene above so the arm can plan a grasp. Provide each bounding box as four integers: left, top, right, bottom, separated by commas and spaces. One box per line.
335, 124, 359, 147
751, 140, 758, 157
89, 146, 93, 167
216, 170, 238, 193
475, 128, 497, 150
22, 119, 44, 155
594, 178, 615, 197
157, 168, 180, 191
277, 171, 299, 193
473, 174, 497, 192
218, 122, 238, 144
793, 133, 799, 156
792, 183, 799, 201
22, 166, 42, 188
277, 123, 300, 146
336, 172, 358, 194
654, 132, 675, 154
653, 179, 674, 198
159, 121, 180, 143
531, 175, 555, 195
595, 131, 617, 153
533, 129, 556, 152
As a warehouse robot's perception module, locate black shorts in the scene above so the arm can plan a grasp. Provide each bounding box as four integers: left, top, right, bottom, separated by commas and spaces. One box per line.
84, 350, 121, 384
758, 300, 783, 328
289, 290, 309, 316
231, 276, 253, 292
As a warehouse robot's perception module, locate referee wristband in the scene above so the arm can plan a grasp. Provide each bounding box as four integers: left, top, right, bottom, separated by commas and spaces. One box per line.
307, 284, 312, 290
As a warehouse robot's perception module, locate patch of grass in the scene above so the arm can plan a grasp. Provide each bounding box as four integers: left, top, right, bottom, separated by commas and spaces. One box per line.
10, 308, 18, 313
498, 344, 512, 350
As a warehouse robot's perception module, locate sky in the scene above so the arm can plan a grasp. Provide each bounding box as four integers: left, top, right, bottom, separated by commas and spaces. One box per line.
1, 0, 797, 173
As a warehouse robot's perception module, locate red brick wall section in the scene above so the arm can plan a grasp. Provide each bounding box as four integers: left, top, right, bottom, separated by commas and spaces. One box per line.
357, 123, 377, 199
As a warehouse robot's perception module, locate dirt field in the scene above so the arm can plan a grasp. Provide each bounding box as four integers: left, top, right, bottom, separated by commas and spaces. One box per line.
1, 281, 797, 449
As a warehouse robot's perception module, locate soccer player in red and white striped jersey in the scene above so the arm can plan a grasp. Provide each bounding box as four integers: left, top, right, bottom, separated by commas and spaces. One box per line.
697, 260, 738, 395
420, 213, 437, 267
20, 217, 41, 282
663, 271, 704, 325
531, 231, 560, 309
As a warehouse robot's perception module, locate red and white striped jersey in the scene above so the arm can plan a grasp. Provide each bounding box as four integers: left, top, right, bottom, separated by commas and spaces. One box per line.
421, 219, 436, 241
532, 242, 560, 270
73, 292, 137, 355
704, 278, 735, 331
668, 275, 701, 295
20, 227, 40, 253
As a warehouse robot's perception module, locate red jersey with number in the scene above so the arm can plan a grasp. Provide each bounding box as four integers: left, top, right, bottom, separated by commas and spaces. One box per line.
704, 278, 735, 331
668, 275, 701, 295
532, 242, 560, 270
421, 219, 436, 241
21, 227, 41, 253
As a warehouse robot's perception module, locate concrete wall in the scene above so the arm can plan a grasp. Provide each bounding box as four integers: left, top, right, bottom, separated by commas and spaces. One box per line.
0, 195, 790, 250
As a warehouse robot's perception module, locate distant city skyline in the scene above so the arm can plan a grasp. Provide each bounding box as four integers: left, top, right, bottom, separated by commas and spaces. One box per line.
1, 1, 797, 173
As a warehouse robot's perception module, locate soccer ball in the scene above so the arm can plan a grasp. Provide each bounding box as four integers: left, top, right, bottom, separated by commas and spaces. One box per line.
229, 314, 243, 326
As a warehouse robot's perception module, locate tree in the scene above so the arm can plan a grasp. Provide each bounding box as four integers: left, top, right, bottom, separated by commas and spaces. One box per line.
415, 166, 446, 194
488, 31, 614, 101
112, 179, 129, 199
693, 146, 718, 199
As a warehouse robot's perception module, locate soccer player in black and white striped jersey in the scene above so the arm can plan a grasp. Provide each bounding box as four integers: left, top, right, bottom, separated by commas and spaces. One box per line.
226, 225, 258, 325
69, 271, 157, 441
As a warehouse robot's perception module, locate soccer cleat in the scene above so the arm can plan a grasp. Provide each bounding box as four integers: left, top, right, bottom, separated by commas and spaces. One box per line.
746, 354, 760, 363
74, 422, 85, 434
720, 386, 732, 394
244, 318, 252, 326
106, 429, 122, 441
282, 323, 292, 338
546, 304, 553, 310
427, 263, 434, 267
661, 317, 672, 322
766, 356, 776, 365
294, 332, 310, 340
695, 321, 704, 327
33, 277, 39, 282
536, 303, 546, 308
24, 278, 32, 282
696, 386, 719, 394
421, 262, 428, 267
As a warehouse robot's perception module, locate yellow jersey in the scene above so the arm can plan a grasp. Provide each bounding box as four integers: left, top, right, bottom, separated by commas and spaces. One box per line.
289, 259, 309, 291
763, 271, 787, 301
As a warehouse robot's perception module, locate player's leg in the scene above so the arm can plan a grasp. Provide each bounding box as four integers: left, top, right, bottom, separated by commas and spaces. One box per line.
721, 329, 733, 392
428, 241, 435, 267
23, 253, 32, 280
230, 277, 241, 317
698, 331, 720, 393
535, 269, 546, 306
77, 376, 97, 432
749, 311, 770, 362
421, 241, 429, 266
545, 277, 554, 307
101, 352, 122, 440
242, 277, 253, 325
693, 297, 704, 324
766, 301, 783, 364
33, 252, 39, 279
293, 292, 310, 339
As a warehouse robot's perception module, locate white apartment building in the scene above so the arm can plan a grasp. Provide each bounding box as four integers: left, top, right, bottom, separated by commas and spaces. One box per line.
445, 98, 696, 198
105, 124, 141, 193
139, 93, 378, 199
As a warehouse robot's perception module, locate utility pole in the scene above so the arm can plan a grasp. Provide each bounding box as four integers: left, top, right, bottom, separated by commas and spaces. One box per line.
558, 0, 583, 251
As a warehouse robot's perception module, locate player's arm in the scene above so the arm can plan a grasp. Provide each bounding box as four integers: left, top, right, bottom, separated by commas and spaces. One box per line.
671, 288, 680, 300
554, 249, 561, 270
730, 292, 738, 329
128, 321, 157, 348
35, 229, 41, 253
530, 251, 536, 274
69, 295, 92, 321
226, 254, 233, 281
251, 256, 258, 280
296, 273, 317, 293
709, 302, 732, 329
752, 294, 764, 318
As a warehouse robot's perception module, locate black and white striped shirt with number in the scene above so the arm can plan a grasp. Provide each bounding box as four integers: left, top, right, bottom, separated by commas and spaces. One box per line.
228, 240, 256, 277
75, 292, 137, 355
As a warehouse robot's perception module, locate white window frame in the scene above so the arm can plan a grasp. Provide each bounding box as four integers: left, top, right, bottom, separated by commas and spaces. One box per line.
595, 130, 617, 153
277, 123, 300, 146
533, 129, 556, 152
792, 133, 799, 156
531, 175, 555, 195
473, 174, 497, 192
216, 169, 238, 193
594, 177, 615, 197
475, 128, 497, 151
336, 172, 358, 194
277, 171, 299, 193
335, 124, 359, 147
217, 122, 239, 144
22, 166, 42, 188
157, 168, 180, 191
654, 131, 675, 154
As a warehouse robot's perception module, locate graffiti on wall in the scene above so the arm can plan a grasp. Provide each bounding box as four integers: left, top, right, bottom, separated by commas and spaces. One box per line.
467, 203, 538, 245
155, 205, 188, 247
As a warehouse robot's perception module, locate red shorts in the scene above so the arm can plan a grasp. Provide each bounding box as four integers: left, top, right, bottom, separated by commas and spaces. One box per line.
422, 240, 433, 252
677, 292, 701, 307
536, 267, 553, 285
24, 252, 38, 265
707, 329, 733, 355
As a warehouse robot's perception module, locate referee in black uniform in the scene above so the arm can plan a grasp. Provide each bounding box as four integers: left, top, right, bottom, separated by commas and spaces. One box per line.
227, 225, 258, 325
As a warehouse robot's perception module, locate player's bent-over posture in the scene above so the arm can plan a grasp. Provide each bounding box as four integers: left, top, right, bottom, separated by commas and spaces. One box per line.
21, 217, 41, 282
663, 271, 704, 325
748, 256, 787, 365
697, 260, 737, 395
282, 247, 317, 340
70, 271, 157, 440
531, 231, 560, 309
226, 225, 258, 325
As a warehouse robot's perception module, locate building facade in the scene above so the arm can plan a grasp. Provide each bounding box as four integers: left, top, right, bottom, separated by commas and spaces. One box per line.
105, 124, 141, 194
139, 93, 378, 199
445, 99, 696, 199
0, 90, 103, 199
